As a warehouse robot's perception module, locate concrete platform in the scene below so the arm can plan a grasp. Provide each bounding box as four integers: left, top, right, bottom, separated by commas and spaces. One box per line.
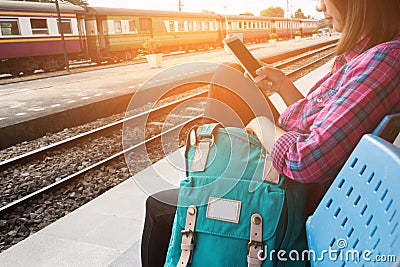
0, 60, 334, 266
0, 36, 339, 149
0, 36, 339, 127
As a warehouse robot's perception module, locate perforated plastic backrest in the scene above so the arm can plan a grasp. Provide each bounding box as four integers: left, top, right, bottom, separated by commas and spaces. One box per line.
372, 113, 400, 143
306, 135, 400, 266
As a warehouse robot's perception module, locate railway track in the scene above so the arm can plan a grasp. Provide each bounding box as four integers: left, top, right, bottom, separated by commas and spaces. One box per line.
0, 43, 336, 252
0, 89, 208, 212
273, 43, 335, 78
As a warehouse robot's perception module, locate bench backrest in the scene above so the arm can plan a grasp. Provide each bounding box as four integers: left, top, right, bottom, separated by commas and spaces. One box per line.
306, 113, 400, 266
372, 113, 400, 143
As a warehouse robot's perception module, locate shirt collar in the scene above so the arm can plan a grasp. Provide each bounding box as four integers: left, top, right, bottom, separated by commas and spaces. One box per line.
342, 37, 370, 63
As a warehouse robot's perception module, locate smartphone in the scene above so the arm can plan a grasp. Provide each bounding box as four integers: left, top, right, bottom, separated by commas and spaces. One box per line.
223, 35, 266, 83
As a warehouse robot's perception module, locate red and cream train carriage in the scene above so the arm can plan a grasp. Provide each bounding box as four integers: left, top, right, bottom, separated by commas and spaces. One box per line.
0, 1, 86, 76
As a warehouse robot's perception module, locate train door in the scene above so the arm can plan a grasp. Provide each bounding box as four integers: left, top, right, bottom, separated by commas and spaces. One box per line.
139, 17, 153, 40
77, 14, 88, 55
217, 20, 225, 41
96, 15, 109, 50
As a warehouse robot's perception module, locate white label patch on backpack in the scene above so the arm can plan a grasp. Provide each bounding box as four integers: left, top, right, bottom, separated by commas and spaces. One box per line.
206, 197, 241, 223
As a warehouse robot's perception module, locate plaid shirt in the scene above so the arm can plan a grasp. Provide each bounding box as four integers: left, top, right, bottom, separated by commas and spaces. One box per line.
271, 34, 400, 185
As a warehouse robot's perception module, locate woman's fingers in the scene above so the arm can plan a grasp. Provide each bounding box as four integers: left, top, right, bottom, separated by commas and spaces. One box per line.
257, 79, 276, 95
243, 68, 276, 93
256, 65, 284, 81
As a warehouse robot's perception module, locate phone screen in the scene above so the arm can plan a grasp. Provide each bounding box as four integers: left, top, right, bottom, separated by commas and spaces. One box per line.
225, 38, 261, 78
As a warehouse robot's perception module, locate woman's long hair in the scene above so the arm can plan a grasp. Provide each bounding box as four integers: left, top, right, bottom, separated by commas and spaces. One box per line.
334, 0, 400, 55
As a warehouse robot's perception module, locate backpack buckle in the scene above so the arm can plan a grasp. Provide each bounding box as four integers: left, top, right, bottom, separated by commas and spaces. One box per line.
247, 240, 264, 251
181, 229, 194, 239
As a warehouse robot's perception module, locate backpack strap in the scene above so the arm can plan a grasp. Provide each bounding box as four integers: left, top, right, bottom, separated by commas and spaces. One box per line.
178, 205, 197, 267
262, 154, 280, 184
247, 214, 264, 267
187, 123, 221, 172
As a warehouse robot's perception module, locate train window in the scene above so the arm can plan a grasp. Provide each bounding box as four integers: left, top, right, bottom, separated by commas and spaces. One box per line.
210, 21, 216, 30
0, 20, 20, 36
168, 21, 175, 31
227, 21, 232, 31
196, 21, 202, 31
57, 19, 72, 34
30, 19, 48, 35
114, 21, 122, 33
188, 21, 193, 31
232, 22, 238, 30
203, 21, 209, 31
178, 21, 184, 31
129, 20, 137, 33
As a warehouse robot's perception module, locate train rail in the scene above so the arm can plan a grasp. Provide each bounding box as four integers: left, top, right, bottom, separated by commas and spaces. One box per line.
0, 88, 208, 212
0, 44, 336, 252
272, 43, 336, 69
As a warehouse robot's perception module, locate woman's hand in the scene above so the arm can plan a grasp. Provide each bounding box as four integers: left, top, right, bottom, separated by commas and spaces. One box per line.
245, 116, 286, 151
255, 65, 291, 95
253, 64, 304, 106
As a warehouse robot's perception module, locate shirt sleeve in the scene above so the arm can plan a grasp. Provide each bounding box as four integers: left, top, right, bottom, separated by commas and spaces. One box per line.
271, 45, 400, 183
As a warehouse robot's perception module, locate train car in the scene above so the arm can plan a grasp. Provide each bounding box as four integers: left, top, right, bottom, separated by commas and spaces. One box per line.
84, 7, 220, 62
300, 19, 319, 36
0, 1, 87, 76
218, 15, 317, 43
268, 17, 299, 39
219, 14, 273, 43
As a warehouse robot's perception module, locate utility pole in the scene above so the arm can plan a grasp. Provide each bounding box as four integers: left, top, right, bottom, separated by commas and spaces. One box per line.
289, 0, 293, 39
55, 0, 70, 72
224, 5, 228, 38
178, 0, 183, 12
287, 0, 293, 39
286, 0, 289, 39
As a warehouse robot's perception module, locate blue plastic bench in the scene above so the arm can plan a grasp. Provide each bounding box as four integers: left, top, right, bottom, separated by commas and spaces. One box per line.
306, 114, 400, 267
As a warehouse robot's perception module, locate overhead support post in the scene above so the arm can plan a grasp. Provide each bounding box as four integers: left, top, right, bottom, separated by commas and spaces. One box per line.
55, 0, 70, 72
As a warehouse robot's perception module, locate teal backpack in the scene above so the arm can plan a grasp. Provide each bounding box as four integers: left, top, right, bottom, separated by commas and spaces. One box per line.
165, 123, 309, 267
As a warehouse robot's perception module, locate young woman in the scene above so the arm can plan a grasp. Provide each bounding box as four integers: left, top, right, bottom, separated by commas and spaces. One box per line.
142, 1, 400, 266
247, 0, 400, 202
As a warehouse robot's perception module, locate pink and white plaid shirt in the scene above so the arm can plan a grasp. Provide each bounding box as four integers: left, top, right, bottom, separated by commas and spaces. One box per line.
271, 34, 400, 188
